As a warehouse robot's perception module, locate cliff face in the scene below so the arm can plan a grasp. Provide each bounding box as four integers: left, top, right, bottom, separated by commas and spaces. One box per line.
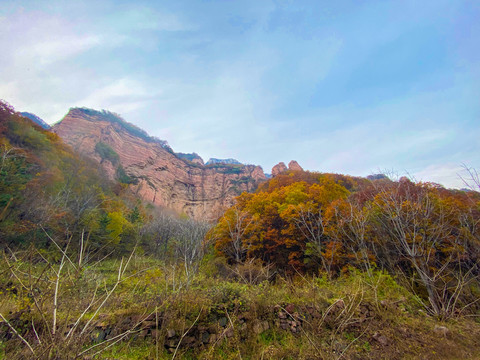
288, 160, 303, 172
206, 158, 241, 165
272, 162, 288, 177
53, 108, 266, 220
271, 160, 304, 176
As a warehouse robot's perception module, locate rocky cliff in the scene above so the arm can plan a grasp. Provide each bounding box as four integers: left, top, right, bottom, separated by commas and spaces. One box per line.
206, 158, 242, 165
271, 160, 304, 176
53, 108, 266, 220
272, 162, 288, 176
288, 160, 303, 172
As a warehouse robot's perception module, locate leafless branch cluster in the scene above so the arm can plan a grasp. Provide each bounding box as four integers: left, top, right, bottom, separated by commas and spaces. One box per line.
0, 230, 140, 358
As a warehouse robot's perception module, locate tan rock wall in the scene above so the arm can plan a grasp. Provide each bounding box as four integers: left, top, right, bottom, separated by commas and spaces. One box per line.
53, 109, 266, 220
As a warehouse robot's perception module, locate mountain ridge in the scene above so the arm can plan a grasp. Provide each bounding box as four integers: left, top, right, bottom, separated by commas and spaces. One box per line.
20, 111, 51, 129
52, 107, 267, 219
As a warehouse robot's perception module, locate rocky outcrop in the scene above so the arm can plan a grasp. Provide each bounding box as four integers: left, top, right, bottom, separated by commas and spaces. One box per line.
91, 302, 325, 353
53, 108, 266, 220
271, 162, 288, 177
176, 152, 204, 165
206, 158, 242, 165
288, 160, 303, 172
272, 160, 304, 176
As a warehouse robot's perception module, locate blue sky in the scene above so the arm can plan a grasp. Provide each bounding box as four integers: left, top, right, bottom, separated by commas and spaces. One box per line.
1, 0, 479, 187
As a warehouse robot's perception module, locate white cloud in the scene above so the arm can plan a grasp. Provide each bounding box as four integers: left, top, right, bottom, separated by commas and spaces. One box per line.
76, 78, 150, 111
0, 0, 477, 189
413, 163, 466, 189
17, 35, 101, 66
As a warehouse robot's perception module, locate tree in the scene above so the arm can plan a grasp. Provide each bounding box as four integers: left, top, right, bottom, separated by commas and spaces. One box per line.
214, 204, 254, 263
173, 217, 211, 286
329, 198, 375, 276
212, 175, 351, 274
460, 164, 480, 192
371, 179, 478, 318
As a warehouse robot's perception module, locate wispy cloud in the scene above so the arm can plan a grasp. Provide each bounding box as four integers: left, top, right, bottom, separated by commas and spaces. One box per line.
0, 0, 478, 188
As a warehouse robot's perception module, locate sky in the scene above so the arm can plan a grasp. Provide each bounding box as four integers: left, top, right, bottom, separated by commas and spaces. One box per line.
1, 0, 479, 188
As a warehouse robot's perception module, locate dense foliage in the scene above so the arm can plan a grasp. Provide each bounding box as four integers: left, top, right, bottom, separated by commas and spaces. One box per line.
211, 171, 480, 318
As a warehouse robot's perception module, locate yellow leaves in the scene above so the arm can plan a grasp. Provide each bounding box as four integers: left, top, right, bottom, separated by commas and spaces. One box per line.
213, 174, 351, 271
283, 182, 309, 205
106, 211, 129, 243
309, 176, 350, 206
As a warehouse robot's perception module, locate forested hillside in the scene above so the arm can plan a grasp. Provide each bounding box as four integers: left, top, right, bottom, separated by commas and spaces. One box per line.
1, 101, 143, 254
212, 171, 480, 319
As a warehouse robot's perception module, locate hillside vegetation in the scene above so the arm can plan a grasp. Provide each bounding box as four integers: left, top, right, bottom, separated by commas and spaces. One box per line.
1, 101, 480, 359
212, 171, 480, 320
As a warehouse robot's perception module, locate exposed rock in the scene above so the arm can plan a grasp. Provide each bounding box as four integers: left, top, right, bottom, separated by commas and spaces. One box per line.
253, 320, 269, 334
434, 325, 450, 338
53, 108, 266, 220
208, 333, 217, 343
288, 160, 303, 171
271, 162, 288, 177
176, 152, 204, 165
184, 336, 195, 344
206, 158, 242, 165
372, 332, 389, 346
225, 327, 234, 338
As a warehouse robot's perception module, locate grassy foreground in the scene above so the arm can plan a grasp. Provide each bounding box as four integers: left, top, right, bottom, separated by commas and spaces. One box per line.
1, 250, 479, 360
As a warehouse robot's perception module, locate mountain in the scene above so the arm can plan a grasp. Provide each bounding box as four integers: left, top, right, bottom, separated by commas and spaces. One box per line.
175, 152, 204, 165
20, 111, 51, 129
271, 160, 304, 176
206, 158, 242, 165
52, 108, 266, 219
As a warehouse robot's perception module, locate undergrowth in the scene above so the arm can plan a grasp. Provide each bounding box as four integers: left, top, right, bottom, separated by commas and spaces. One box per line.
0, 252, 479, 359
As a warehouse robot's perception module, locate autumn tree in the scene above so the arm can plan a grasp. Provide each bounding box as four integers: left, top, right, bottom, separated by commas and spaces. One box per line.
370, 178, 479, 318
212, 174, 351, 274
213, 203, 254, 263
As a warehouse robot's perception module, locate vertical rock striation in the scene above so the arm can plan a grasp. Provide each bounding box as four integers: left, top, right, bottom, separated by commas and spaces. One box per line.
53, 108, 266, 220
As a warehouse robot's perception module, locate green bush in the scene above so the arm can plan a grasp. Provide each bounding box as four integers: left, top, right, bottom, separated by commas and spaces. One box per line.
116, 165, 138, 184
95, 141, 119, 164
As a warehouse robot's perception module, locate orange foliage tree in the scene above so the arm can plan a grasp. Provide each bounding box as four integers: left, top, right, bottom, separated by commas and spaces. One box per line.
212, 171, 480, 318
212, 174, 351, 274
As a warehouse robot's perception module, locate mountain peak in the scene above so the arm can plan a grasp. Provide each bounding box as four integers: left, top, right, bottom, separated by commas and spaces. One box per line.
288, 160, 303, 171
60, 107, 173, 151
206, 158, 242, 166
176, 152, 204, 165
271, 160, 304, 176
272, 162, 288, 176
